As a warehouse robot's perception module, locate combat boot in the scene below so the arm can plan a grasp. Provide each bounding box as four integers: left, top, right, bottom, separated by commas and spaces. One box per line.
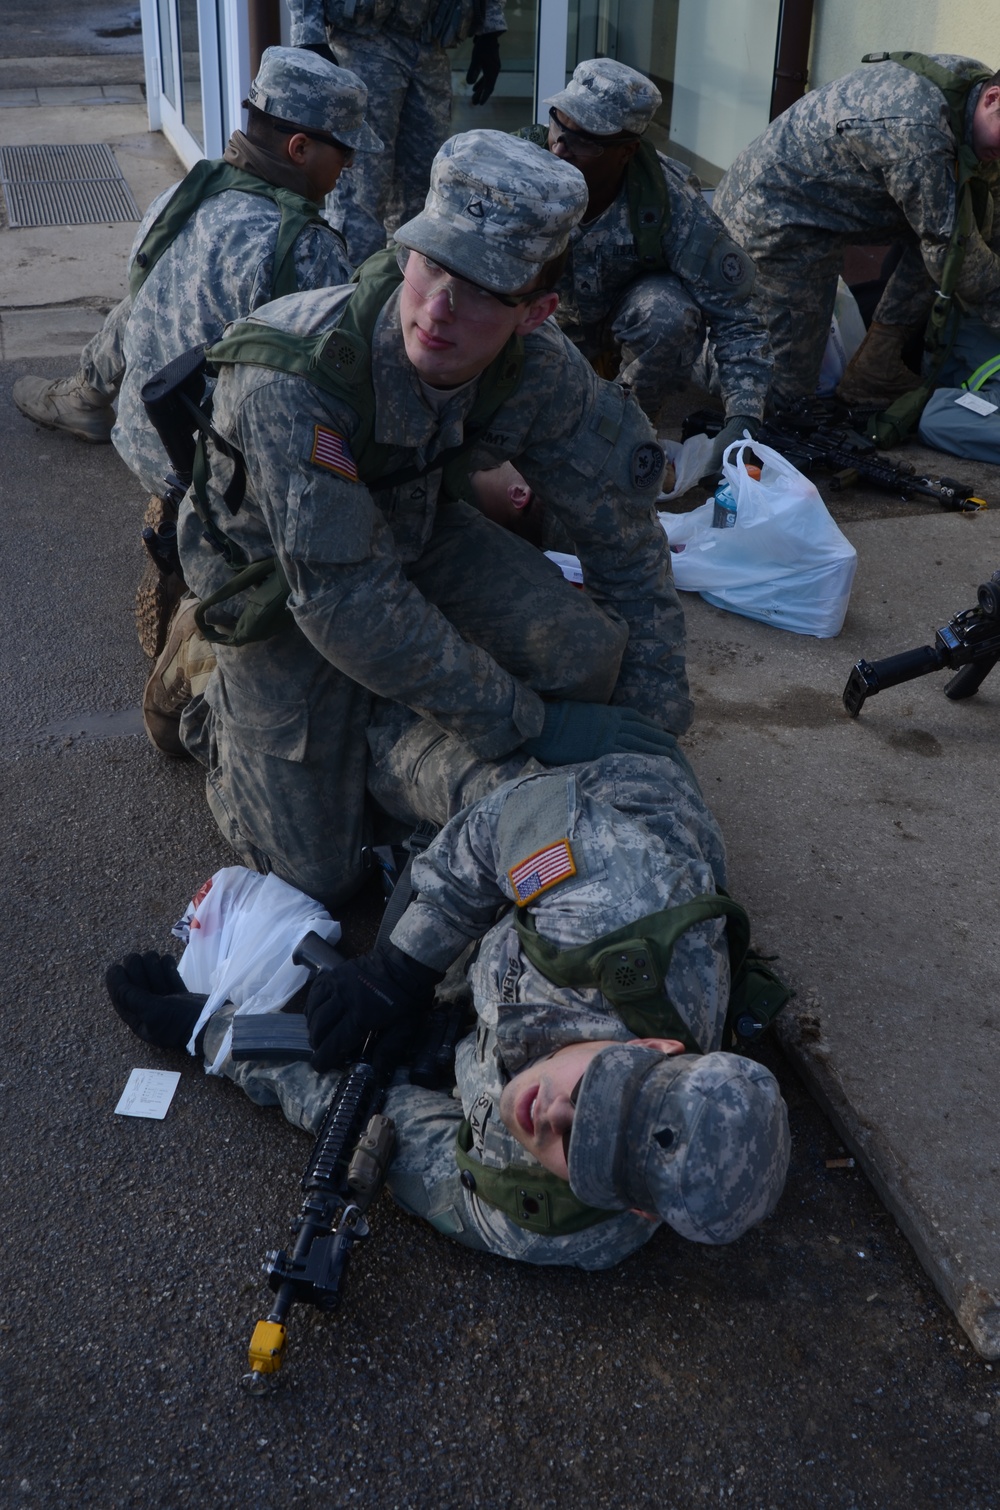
12, 373, 116, 443
836, 322, 924, 408
142, 595, 217, 757
135, 493, 186, 659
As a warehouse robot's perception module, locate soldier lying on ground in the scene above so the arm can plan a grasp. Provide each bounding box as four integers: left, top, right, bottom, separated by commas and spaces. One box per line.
107, 750, 790, 1266
287, 0, 507, 264
12, 46, 377, 482
516, 57, 772, 472
713, 52, 1000, 412
156, 129, 692, 912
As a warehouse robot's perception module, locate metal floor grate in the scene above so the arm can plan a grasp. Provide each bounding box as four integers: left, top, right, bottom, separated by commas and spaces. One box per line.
0, 143, 140, 228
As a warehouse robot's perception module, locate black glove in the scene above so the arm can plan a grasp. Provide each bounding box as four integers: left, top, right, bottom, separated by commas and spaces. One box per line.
300, 39, 338, 65
705, 413, 759, 479
305, 940, 444, 1074
522, 700, 683, 764
105, 952, 208, 1052
466, 32, 501, 105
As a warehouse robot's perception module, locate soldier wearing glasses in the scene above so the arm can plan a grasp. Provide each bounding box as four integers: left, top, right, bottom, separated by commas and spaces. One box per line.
172, 130, 693, 910
520, 59, 772, 473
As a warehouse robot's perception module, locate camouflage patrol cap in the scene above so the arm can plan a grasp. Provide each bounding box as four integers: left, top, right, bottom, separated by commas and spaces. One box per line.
394, 130, 588, 294
246, 46, 382, 152
567, 1045, 790, 1243
545, 58, 662, 137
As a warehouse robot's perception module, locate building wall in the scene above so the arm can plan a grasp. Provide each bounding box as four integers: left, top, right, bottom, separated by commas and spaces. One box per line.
810, 0, 998, 89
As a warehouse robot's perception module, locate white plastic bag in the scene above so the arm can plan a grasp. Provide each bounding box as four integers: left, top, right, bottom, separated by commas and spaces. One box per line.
817, 278, 867, 396
659, 440, 858, 637
658, 430, 717, 500
172, 866, 341, 1072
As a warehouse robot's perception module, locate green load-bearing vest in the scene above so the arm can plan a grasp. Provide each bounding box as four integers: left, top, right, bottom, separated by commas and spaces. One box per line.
192, 247, 526, 646
129, 159, 331, 303
861, 52, 998, 446
515, 126, 671, 270
456, 890, 791, 1238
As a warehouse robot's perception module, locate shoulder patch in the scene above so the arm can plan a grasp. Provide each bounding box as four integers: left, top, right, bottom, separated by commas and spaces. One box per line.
720, 249, 749, 285
631, 440, 666, 490
508, 840, 577, 904
310, 424, 358, 481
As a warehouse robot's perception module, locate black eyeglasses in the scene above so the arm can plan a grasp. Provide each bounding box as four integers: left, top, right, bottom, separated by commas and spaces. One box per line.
562, 1075, 585, 1163
267, 116, 355, 161
547, 107, 639, 160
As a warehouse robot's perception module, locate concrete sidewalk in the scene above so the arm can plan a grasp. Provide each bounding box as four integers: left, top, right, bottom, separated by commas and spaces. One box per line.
2, 51, 999, 1370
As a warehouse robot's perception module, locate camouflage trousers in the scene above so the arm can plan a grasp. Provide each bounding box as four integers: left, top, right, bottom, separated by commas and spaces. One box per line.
739, 231, 935, 409
204, 1001, 661, 1268
79, 294, 131, 401
324, 30, 452, 264
181, 499, 629, 908
560, 274, 707, 425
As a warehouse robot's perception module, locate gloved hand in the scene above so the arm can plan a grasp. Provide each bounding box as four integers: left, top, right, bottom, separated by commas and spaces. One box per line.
300, 39, 338, 65
705, 413, 759, 479
466, 33, 501, 105
305, 940, 444, 1074
105, 952, 208, 1051
523, 700, 682, 765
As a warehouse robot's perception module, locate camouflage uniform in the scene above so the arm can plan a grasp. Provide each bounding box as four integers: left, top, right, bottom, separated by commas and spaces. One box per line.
287, 0, 507, 262
114, 181, 352, 496
203, 751, 790, 1267
78, 294, 131, 403
178, 284, 690, 905
530, 58, 770, 427
554, 151, 770, 424
713, 55, 1000, 409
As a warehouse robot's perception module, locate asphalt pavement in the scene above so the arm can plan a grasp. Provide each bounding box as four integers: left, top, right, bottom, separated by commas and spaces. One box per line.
2, 7, 1000, 1506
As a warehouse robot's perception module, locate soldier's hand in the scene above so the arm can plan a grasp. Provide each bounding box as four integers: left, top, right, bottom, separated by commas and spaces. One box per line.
305, 941, 443, 1073
106, 952, 208, 1052
466, 33, 501, 105
523, 701, 683, 764
299, 40, 338, 65
705, 414, 759, 479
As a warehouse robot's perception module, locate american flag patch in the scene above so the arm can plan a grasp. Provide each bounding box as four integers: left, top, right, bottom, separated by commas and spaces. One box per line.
508, 839, 576, 904
311, 425, 359, 481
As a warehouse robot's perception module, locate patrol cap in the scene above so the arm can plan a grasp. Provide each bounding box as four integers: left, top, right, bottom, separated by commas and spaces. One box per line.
545, 58, 662, 137
567, 1045, 790, 1243
394, 129, 588, 294
246, 46, 382, 152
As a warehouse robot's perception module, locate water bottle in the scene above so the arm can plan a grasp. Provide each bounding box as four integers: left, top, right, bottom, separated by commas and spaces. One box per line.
712, 479, 738, 528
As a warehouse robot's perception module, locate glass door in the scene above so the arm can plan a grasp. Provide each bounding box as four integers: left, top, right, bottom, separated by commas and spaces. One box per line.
561, 0, 782, 185
140, 0, 229, 169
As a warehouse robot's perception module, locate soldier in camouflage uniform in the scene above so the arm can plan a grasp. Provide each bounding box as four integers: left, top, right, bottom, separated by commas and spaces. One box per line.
107, 751, 791, 1266
520, 58, 771, 462
713, 54, 1000, 411
287, 0, 506, 263
174, 131, 691, 910
12, 48, 378, 481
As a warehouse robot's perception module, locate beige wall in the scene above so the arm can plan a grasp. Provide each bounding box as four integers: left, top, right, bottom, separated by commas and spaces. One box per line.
810, 0, 998, 89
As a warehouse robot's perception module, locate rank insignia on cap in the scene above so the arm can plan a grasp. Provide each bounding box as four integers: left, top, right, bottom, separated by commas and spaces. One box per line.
311, 425, 358, 481
508, 839, 576, 904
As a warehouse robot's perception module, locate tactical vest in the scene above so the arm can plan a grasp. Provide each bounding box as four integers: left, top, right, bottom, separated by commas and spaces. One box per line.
129, 159, 332, 303
861, 52, 997, 446
455, 889, 790, 1237
515, 126, 671, 271
191, 248, 526, 645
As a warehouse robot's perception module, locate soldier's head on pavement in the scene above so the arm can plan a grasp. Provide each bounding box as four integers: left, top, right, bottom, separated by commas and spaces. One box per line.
499, 1037, 790, 1243
242, 45, 382, 200
972, 74, 1000, 161
544, 58, 661, 201
393, 129, 588, 387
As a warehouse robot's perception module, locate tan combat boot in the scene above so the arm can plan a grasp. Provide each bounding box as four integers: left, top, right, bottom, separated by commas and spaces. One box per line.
836, 322, 924, 408
12, 373, 115, 443
142, 595, 217, 757
135, 493, 186, 659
